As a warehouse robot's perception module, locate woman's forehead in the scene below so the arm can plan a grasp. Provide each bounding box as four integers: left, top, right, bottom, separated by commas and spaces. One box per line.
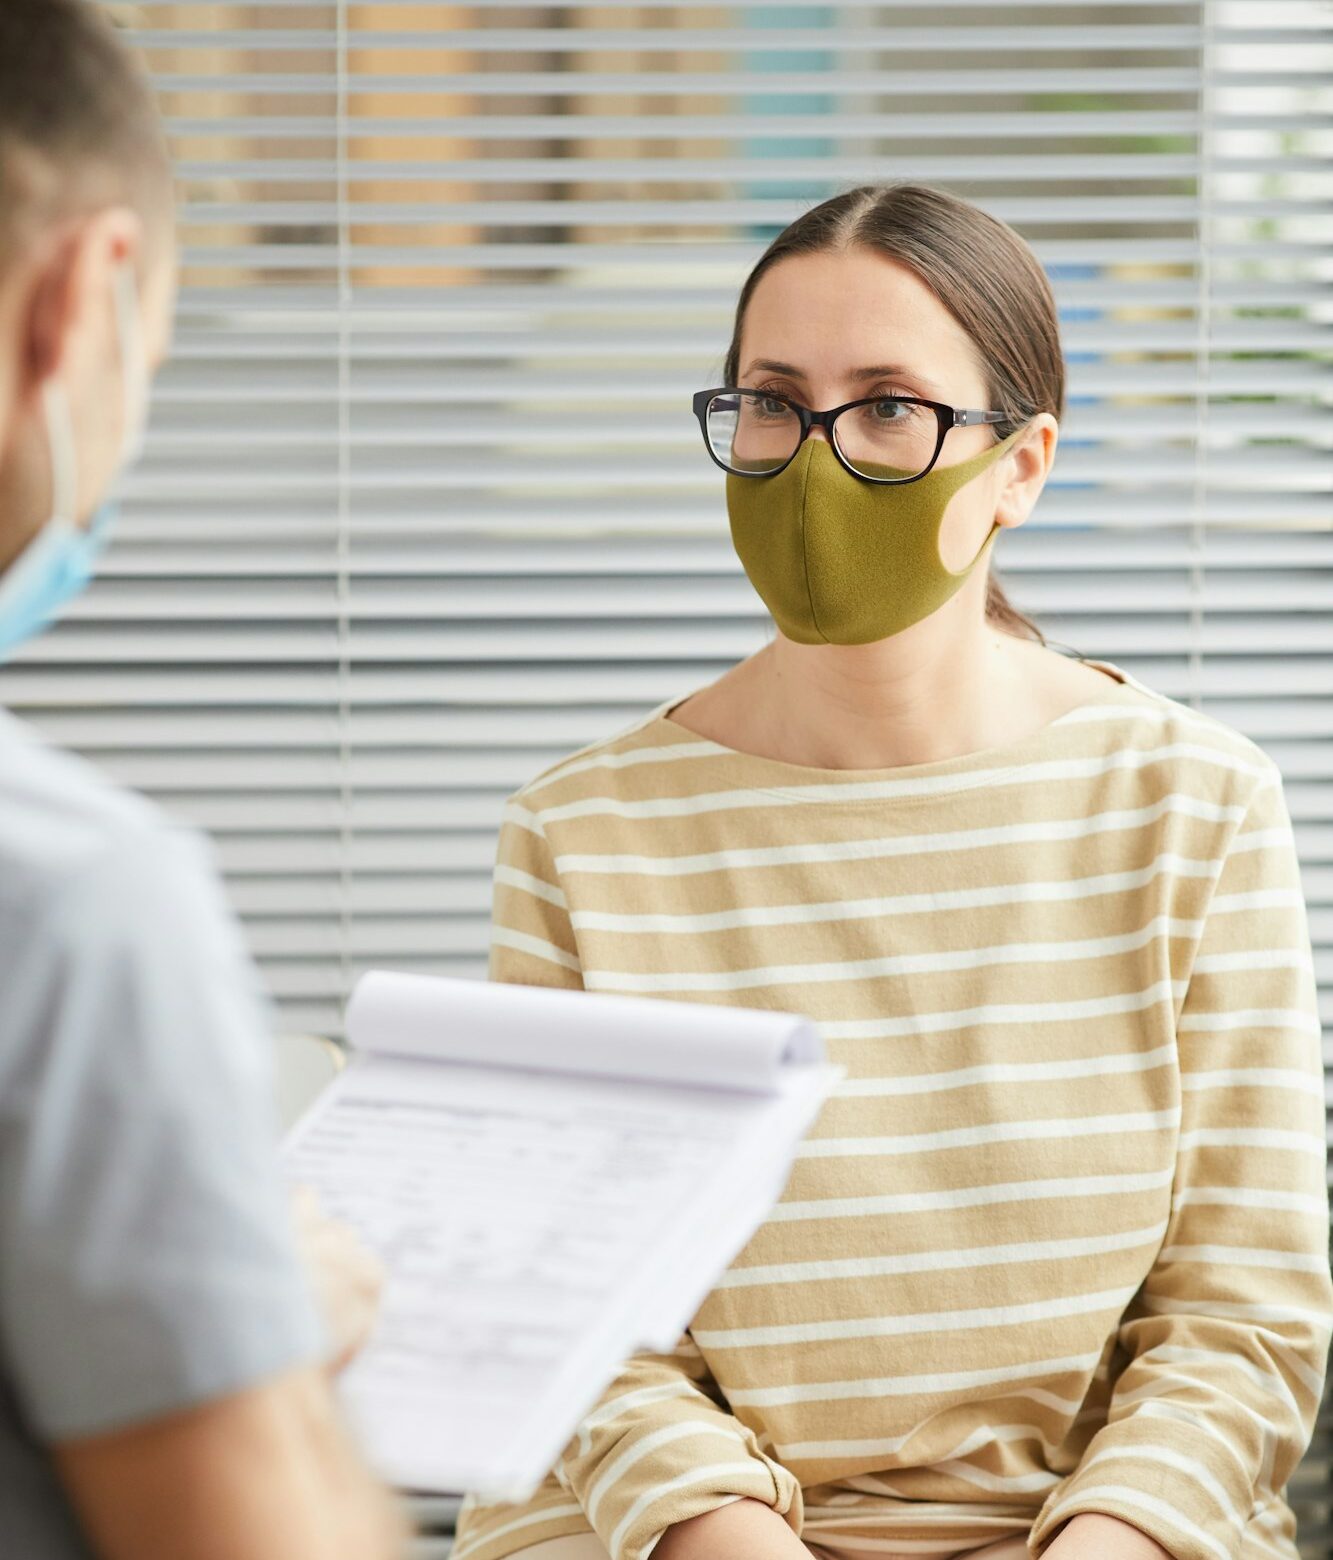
740, 251, 983, 387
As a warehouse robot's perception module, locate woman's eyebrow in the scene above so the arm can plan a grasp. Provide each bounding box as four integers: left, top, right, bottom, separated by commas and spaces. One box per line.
742, 359, 944, 396
852, 363, 944, 395
743, 358, 807, 380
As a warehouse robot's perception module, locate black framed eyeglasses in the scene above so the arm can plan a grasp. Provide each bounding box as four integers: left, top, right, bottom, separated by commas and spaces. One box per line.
692, 387, 1008, 485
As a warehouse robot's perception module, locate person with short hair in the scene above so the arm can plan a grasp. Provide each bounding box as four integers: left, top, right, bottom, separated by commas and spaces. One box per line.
0, 4, 401, 1557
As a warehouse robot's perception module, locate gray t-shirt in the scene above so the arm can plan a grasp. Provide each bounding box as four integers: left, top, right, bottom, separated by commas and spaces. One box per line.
0, 709, 326, 1557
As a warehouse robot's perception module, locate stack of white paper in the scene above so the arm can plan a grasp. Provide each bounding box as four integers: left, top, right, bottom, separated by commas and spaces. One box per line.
283, 971, 840, 1502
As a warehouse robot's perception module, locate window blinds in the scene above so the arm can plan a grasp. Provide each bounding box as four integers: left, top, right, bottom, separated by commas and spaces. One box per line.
4, 2, 1329, 1058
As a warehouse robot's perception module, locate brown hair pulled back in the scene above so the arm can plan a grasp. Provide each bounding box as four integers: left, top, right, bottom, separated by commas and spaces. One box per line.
725, 185, 1063, 643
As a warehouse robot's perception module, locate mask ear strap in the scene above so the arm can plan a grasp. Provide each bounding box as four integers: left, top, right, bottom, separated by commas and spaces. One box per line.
974, 518, 1004, 567
113, 260, 149, 466
41, 380, 80, 526
938, 426, 1029, 579
931, 423, 1028, 501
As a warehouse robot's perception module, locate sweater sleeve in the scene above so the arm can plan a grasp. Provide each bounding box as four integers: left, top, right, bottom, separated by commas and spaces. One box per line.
463, 801, 805, 1560
551, 1334, 804, 1560
488, 798, 584, 989
454, 1336, 803, 1560
1030, 766, 1333, 1560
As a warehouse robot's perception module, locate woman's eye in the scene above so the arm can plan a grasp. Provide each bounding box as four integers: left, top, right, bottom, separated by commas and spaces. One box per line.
759, 396, 788, 416
873, 399, 909, 421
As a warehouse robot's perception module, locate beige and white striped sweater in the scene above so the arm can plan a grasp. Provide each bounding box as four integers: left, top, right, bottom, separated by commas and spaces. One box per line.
453, 660, 1332, 1560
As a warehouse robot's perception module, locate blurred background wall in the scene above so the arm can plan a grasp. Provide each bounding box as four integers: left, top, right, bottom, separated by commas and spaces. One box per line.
15, 0, 1321, 1026
8, 12, 1332, 1003
41, 0, 1325, 1029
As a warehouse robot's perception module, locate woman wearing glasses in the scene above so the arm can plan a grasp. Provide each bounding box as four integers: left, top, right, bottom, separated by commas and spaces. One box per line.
455, 186, 1331, 1560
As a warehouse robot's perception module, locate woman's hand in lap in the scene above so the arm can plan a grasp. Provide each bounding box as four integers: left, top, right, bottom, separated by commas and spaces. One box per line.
1042, 1513, 1175, 1560
653, 1498, 817, 1559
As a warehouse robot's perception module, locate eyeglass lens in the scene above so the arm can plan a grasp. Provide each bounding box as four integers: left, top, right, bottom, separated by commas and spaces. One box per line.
706, 391, 939, 480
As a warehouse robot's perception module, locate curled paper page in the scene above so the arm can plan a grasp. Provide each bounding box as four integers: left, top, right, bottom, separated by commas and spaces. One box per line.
286, 972, 840, 1498
346, 969, 821, 1094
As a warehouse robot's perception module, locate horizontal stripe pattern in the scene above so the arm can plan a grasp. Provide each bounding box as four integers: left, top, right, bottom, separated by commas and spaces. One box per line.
458, 663, 1332, 1560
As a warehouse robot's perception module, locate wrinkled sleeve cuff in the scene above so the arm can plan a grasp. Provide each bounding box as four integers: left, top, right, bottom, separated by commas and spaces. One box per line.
1030, 1425, 1248, 1560
599, 1440, 803, 1560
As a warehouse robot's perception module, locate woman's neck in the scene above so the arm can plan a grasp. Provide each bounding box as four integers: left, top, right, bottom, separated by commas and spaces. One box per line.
669, 604, 1085, 771
765, 627, 1014, 768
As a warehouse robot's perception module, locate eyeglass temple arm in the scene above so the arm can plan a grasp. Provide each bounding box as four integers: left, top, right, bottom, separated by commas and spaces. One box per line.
953, 409, 1009, 427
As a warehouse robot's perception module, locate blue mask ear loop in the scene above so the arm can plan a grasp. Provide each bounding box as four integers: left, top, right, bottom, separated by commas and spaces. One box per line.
0, 385, 94, 662
0, 263, 144, 662
42, 379, 81, 526
34, 253, 144, 535
85, 261, 148, 545
53, 260, 147, 546
112, 259, 149, 469
0, 382, 78, 616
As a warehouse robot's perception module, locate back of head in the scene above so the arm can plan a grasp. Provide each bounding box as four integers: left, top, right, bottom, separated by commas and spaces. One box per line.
0, 0, 173, 270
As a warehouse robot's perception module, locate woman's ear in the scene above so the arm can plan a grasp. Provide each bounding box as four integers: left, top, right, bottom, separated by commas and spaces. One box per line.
994, 414, 1058, 531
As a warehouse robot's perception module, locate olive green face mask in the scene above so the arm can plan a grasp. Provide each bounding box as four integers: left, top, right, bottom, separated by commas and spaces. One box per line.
727, 428, 1024, 646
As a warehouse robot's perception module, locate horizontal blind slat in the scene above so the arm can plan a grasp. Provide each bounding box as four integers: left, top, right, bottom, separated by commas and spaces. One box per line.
31, 1, 1323, 1151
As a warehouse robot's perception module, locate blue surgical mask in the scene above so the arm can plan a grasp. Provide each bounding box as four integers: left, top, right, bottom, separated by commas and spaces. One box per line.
0, 261, 149, 664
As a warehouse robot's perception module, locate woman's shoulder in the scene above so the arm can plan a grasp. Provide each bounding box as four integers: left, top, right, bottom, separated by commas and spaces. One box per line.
1073, 656, 1282, 803
504, 696, 714, 820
